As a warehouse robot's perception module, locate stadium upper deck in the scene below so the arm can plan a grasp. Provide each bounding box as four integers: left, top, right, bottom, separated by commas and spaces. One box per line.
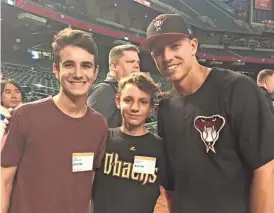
1, 0, 273, 101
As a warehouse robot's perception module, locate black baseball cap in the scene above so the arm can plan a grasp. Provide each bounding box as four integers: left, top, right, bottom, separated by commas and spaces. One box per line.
140, 14, 194, 50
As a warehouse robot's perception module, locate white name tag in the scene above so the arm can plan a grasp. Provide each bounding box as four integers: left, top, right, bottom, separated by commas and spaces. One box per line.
72, 152, 94, 172
133, 156, 156, 175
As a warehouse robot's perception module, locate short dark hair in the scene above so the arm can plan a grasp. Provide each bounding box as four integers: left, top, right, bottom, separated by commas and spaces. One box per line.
52, 28, 99, 68
109, 44, 139, 65
117, 72, 160, 104
1, 79, 25, 101
257, 69, 274, 83
112, 40, 132, 47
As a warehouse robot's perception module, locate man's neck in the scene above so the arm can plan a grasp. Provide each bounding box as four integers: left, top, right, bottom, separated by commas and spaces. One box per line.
121, 123, 148, 136
258, 84, 270, 93
53, 92, 87, 118
108, 71, 119, 80
175, 63, 211, 96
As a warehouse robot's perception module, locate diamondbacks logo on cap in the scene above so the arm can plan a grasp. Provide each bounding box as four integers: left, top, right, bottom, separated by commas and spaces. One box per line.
153, 15, 167, 32
130, 146, 136, 152
194, 115, 225, 153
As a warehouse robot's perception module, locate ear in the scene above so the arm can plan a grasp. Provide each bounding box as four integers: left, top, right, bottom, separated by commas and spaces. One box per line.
110, 61, 118, 71
115, 95, 121, 109
53, 63, 60, 81
94, 64, 99, 79
190, 38, 198, 56
265, 77, 270, 87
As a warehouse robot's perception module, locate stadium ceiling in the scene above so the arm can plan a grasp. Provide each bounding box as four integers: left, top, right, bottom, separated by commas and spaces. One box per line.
2, 3, 67, 51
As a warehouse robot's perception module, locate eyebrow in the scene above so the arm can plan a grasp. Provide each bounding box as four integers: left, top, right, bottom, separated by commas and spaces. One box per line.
124, 96, 149, 101
62, 60, 94, 67
62, 60, 74, 64
82, 61, 94, 67
127, 59, 136, 62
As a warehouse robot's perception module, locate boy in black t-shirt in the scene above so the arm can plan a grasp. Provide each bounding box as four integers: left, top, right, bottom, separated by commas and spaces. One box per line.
92, 72, 172, 213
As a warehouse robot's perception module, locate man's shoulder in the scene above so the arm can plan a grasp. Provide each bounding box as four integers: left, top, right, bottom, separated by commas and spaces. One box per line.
86, 107, 108, 127
158, 89, 178, 111
92, 82, 115, 93
144, 132, 165, 155
207, 68, 264, 111
13, 97, 53, 116
88, 81, 116, 102
91, 77, 118, 93
148, 131, 162, 141
211, 67, 255, 88
158, 68, 252, 109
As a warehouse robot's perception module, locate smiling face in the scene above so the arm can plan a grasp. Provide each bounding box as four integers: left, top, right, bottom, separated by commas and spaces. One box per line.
53, 45, 98, 99
151, 35, 198, 83
116, 83, 152, 129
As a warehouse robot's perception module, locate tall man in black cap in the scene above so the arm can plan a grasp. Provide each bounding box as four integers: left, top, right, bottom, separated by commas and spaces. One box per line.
140, 14, 274, 213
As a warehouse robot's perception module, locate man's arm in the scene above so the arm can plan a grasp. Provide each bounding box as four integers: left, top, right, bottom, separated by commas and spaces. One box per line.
165, 190, 177, 213
157, 104, 177, 213
1, 166, 17, 213
250, 159, 274, 213
227, 75, 274, 213
154, 187, 175, 213
1, 105, 27, 212
93, 121, 108, 170
87, 84, 117, 121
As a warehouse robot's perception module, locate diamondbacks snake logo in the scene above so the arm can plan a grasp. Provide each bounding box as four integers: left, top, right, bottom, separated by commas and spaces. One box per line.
194, 115, 225, 153
152, 15, 167, 32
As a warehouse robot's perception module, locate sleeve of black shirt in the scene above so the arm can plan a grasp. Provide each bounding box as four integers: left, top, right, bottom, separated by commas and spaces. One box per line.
157, 104, 175, 191
157, 138, 175, 191
87, 83, 117, 121
225, 76, 274, 169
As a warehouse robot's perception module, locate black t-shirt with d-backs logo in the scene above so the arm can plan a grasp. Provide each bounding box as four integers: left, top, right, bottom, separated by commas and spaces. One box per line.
92, 128, 172, 213
158, 68, 274, 213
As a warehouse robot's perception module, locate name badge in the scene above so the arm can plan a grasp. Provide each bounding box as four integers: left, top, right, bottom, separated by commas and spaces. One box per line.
133, 156, 156, 175
72, 152, 94, 172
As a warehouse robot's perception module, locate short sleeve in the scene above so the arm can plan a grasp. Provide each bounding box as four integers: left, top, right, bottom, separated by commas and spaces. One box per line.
87, 84, 117, 121
158, 142, 175, 191
157, 106, 175, 191
1, 107, 26, 167
226, 76, 274, 169
93, 120, 108, 169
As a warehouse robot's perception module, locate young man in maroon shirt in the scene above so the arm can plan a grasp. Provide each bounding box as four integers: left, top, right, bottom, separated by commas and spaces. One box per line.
1, 28, 108, 213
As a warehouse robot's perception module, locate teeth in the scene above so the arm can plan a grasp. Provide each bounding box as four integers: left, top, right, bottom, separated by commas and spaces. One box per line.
167, 65, 178, 70
71, 82, 85, 85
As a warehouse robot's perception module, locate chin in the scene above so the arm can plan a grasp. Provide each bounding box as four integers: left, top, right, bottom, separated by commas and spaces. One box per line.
127, 120, 145, 128
168, 76, 180, 82
8, 105, 17, 109
65, 90, 88, 98
128, 121, 142, 127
